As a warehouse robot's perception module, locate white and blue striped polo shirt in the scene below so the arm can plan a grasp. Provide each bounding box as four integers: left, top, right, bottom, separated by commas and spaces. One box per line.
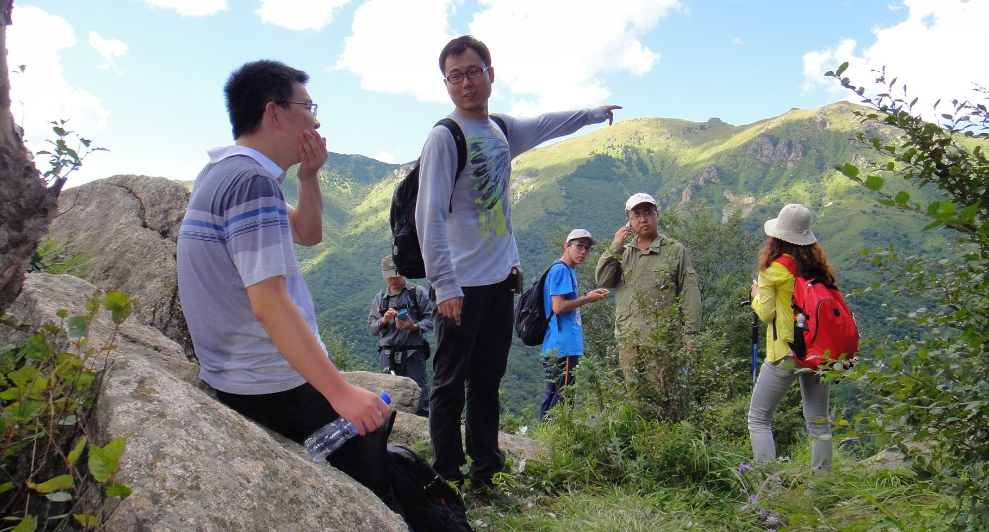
177, 145, 325, 394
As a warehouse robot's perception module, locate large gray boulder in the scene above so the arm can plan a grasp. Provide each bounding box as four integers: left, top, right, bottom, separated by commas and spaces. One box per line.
1, 273, 408, 532
2, 254, 548, 530
47, 175, 194, 358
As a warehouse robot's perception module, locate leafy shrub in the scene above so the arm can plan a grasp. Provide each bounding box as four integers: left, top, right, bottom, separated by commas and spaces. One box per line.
1, 290, 133, 530
827, 63, 989, 530
28, 237, 90, 276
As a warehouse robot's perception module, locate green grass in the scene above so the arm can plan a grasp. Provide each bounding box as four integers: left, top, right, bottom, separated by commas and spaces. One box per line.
454, 372, 952, 532
464, 443, 949, 532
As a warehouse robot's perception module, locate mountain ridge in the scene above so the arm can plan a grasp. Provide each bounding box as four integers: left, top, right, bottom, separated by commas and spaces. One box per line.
180, 101, 974, 412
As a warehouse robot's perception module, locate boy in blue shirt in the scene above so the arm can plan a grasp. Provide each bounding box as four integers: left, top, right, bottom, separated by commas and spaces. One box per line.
539, 229, 610, 420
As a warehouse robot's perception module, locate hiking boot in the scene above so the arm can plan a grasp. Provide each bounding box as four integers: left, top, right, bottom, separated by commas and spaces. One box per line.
469, 480, 520, 510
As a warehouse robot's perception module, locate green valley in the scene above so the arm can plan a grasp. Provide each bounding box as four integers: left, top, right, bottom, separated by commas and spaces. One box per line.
284, 101, 958, 414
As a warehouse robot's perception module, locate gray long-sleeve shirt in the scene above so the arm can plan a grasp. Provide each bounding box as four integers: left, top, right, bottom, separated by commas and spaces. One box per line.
366, 284, 435, 348
416, 107, 612, 304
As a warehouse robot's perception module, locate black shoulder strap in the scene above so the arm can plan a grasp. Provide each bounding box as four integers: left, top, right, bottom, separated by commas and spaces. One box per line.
435, 118, 466, 213
543, 260, 565, 331
490, 113, 508, 138
406, 285, 423, 322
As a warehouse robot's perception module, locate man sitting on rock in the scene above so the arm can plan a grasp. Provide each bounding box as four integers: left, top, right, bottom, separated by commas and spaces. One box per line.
176, 60, 389, 489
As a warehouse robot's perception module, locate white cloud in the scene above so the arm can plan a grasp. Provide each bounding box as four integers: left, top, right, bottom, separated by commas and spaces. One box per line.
333, 0, 460, 103
143, 0, 226, 17
89, 32, 128, 71
374, 151, 397, 164
803, 0, 989, 116
256, 0, 353, 31
7, 6, 110, 173
732, 37, 744, 45
334, 0, 681, 114
467, 0, 682, 115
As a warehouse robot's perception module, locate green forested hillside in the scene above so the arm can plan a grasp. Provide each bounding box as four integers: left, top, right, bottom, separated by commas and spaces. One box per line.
285, 101, 966, 413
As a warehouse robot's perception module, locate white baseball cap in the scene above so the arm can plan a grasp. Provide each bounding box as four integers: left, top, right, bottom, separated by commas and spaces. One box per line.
566, 228, 597, 245
625, 192, 657, 212
381, 255, 400, 279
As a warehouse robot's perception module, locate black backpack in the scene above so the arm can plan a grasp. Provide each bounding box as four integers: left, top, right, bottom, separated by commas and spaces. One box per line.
514, 261, 563, 346
390, 115, 508, 279
388, 445, 473, 532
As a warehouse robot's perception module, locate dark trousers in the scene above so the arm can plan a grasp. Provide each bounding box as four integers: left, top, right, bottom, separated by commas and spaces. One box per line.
379, 347, 430, 415
539, 355, 580, 421
215, 383, 391, 495
429, 276, 513, 483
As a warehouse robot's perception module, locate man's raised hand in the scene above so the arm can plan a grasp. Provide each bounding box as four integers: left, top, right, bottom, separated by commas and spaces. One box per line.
297, 130, 328, 181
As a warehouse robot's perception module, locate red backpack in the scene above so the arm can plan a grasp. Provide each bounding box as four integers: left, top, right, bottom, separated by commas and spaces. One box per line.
774, 255, 859, 370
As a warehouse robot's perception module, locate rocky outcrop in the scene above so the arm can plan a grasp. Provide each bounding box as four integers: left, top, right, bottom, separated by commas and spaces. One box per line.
678, 164, 722, 208
745, 134, 805, 167
47, 175, 194, 358
0, 8, 56, 315
1, 273, 547, 530
2, 273, 409, 532
721, 190, 756, 223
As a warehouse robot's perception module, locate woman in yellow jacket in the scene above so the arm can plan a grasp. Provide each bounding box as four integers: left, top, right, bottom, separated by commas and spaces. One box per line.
748, 204, 836, 471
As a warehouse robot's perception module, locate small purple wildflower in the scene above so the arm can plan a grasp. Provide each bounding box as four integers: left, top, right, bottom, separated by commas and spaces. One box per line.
739, 463, 754, 474
766, 513, 781, 526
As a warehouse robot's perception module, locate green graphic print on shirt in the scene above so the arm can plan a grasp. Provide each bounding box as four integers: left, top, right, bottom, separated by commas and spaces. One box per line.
467, 133, 512, 240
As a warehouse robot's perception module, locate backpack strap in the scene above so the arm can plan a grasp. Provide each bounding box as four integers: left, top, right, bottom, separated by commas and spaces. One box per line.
490, 113, 508, 138
771, 255, 798, 343
435, 118, 467, 213
774, 255, 797, 276
406, 285, 424, 322
547, 260, 565, 332
377, 288, 389, 311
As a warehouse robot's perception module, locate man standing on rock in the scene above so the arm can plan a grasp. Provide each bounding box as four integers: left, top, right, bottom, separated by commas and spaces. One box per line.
417, 34, 621, 502
176, 60, 389, 489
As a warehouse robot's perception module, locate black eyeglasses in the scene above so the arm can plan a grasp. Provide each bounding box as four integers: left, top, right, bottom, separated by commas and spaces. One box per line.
276, 101, 318, 118
571, 243, 593, 252
444, 67, 489, 84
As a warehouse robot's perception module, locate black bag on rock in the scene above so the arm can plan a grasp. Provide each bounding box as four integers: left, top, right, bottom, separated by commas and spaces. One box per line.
388, 445, 473, 532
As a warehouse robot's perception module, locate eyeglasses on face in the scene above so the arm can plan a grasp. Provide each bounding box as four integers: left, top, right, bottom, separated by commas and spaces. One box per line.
276, 101, 318, 118
444, 67, 489, 84
628, 208, 657, 221
571, 243, 593, 252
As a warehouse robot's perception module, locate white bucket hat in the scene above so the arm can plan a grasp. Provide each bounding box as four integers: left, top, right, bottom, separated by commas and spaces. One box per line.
764, 204, 817, 245
566, 228, 597, 245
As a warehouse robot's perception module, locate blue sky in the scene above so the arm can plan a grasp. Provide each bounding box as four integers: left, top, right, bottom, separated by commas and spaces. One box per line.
8, 0, 987, 188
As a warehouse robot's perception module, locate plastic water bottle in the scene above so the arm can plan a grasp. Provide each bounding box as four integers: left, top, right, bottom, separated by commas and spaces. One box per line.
304, 391, 391, 462
795, 312, 807, 331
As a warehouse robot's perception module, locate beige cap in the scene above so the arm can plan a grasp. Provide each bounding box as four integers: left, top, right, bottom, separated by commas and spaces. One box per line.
566, 228, 597, 245
381, 255, 400, 279
764, 204, 817, 245
625, 192, 657, 212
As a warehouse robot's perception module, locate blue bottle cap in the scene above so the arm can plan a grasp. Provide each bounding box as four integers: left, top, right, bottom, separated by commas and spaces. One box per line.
379, 391, 392, 405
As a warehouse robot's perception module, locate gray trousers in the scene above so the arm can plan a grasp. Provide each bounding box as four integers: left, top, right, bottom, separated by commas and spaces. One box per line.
747, 355, 832, 470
